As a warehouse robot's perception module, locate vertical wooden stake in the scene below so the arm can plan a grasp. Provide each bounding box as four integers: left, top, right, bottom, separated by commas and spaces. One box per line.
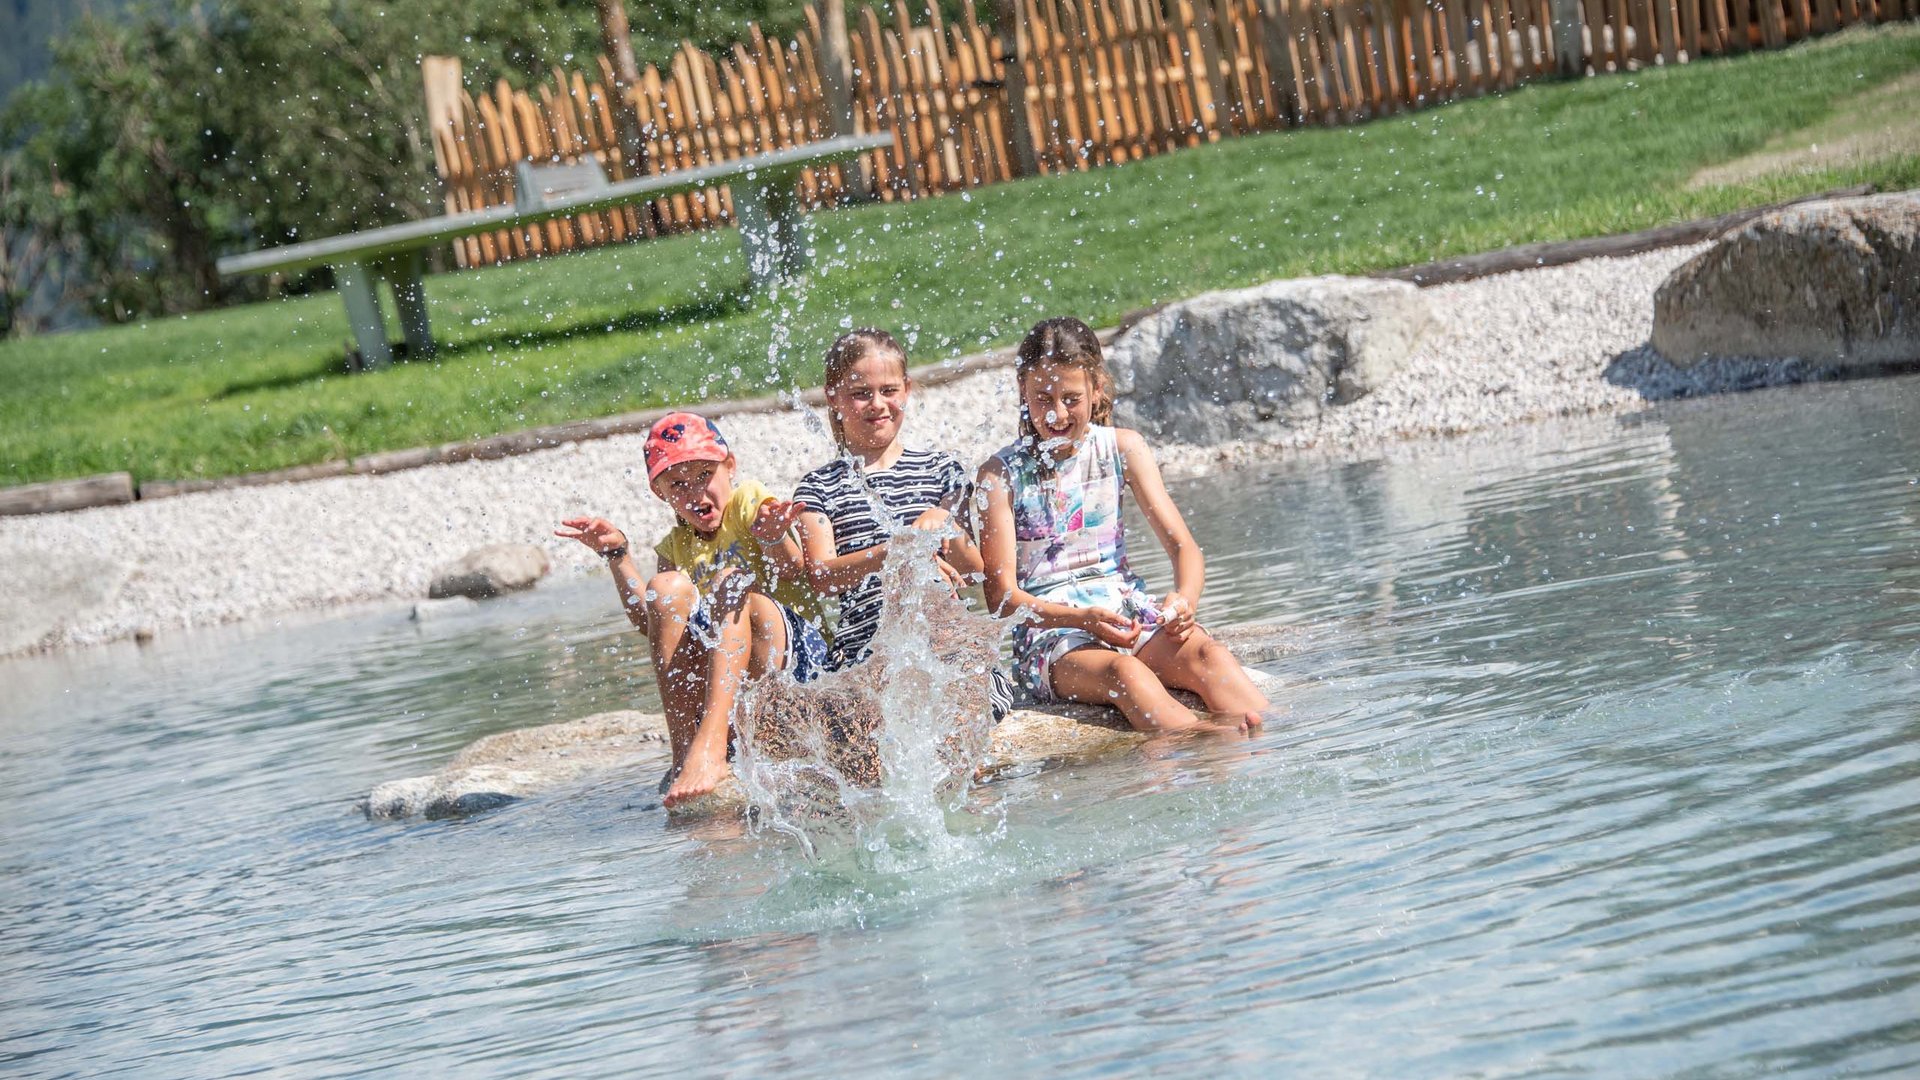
991, 0, 1042, 175
818, 0, 858, 136
1551, 0, 1584, 72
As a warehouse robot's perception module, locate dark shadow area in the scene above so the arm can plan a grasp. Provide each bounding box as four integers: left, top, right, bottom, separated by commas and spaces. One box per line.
432, 289, 752, 363
1603, 345, 1920, 401
211, 352, 346, 399
213, 291, 751, 399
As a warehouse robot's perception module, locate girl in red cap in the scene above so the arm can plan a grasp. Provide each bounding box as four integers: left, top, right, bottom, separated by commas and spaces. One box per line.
558, 412, 827, 807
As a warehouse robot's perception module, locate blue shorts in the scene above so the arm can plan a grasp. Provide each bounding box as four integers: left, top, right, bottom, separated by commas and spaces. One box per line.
1013, 573, 1165, 701
688, 596, 828, 684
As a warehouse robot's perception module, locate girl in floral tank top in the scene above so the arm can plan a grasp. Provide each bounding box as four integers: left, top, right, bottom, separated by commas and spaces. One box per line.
992, 424, 1163, 691
978, 317, 1274, 735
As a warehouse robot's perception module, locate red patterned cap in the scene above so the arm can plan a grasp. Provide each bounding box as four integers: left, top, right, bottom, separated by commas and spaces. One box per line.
644, 412, 730, 480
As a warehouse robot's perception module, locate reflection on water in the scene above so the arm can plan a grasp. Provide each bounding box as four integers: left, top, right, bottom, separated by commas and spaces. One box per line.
3, 375, 1917, 1076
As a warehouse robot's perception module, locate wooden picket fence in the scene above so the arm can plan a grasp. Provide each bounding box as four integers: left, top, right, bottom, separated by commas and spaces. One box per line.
423, 0, 1917, 267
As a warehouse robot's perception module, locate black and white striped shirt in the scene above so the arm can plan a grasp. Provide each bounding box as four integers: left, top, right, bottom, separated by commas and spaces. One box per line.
795, 448, 969, 669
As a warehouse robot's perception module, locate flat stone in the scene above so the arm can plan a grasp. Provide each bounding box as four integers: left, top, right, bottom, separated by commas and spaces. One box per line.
363, 710, 671, 819
1108, 275, 1433, 444
1652, 191, 1920, 370
364, 638, 1300, 821
427, 542, 549, 600
0, 542, 130, 653
410, 596, 480, 621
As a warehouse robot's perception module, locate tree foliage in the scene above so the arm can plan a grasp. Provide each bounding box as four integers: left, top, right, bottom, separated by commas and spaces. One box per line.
0, 0, 824, 333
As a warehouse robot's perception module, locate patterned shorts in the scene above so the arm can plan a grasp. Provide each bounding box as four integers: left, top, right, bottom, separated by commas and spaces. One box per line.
689, 596, 829, 684
1012, 574, 1165, 702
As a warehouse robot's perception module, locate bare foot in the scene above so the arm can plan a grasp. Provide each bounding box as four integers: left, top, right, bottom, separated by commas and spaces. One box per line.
1162, 712, 1248, 737
664, 751, 730, 807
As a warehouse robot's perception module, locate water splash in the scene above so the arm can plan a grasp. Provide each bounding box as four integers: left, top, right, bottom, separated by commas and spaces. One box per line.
733, 525, 1005, 867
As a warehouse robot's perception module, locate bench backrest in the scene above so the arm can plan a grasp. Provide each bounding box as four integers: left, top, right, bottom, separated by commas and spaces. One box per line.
513, 159, 609, 214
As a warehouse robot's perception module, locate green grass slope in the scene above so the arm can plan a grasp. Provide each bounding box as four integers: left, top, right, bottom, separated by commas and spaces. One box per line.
3, 23, 1916, 486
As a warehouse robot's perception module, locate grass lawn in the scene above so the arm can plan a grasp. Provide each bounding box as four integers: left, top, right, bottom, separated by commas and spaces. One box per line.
3, 23, 1917, 487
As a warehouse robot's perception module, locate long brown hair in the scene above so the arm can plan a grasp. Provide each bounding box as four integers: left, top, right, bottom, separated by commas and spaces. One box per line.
1014, 316, 1112, 447
822, 328, 910, 446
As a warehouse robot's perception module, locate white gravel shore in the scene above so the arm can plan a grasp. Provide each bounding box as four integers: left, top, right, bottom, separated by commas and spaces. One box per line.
1, 243, 1723, 656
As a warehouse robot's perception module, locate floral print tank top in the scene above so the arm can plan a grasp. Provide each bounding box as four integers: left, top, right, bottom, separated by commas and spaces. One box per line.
990, 425, 1136, 598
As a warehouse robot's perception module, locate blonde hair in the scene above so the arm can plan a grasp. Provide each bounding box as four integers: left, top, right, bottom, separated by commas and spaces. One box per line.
1015, 316, 1112, 447
822, 328, 911, 446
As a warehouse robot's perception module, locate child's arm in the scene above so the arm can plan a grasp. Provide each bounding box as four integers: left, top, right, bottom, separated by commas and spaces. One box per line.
915, 506, 982, 584
977, 460, 1141, 647
920, 454, 981, 584
795, 509, 892, 595
794, 507, 966, 594
1116, 429, 1202, 640
556, 516, 652, 636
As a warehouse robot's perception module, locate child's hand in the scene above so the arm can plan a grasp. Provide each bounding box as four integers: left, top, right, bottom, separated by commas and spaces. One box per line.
911, 507, 953, 534
664, 748, 731, 808
751, 498, 804, 546
1080, 606, 1142, 649
1159, 593, 1197, 642
556, 516, 629, 557
934, 556, 965, 593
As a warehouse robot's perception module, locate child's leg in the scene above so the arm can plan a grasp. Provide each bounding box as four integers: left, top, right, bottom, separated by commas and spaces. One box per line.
1136, 628, 1270, 729
664, 574, 792, 806
699, 589, 791, 732
1047, 645, 1211, 733
645, 570, 711, 765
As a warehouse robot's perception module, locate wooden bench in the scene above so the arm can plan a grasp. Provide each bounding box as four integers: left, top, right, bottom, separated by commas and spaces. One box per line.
215, 133, 889, 369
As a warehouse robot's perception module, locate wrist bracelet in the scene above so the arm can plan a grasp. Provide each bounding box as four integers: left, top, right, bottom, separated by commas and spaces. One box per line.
603, 544, 628, 561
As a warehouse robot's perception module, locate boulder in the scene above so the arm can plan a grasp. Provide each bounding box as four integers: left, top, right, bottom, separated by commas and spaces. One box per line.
363, 622, 1311, 821
410, 596, 480, 621
1652, 191, 1920, 370
0, 543, 129, 653
427, 542, 549, 600
364, 710, 670, 819
1108, 276, 1433, 444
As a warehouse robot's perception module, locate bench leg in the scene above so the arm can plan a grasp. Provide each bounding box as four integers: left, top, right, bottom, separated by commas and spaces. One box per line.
735, 171, 812, 289
336, 260, 393, 369
389, 252, 436, 358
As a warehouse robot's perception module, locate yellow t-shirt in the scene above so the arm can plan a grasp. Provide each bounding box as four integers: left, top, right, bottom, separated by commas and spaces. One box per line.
653, 479, 825, 632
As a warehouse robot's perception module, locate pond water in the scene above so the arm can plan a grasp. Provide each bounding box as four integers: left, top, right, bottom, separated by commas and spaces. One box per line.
4, 375, 1918, 1076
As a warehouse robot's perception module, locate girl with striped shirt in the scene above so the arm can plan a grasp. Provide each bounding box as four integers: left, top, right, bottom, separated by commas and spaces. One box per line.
793, 329, 1014, 718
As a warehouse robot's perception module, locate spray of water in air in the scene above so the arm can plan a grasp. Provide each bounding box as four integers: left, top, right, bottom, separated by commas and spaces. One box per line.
733, 521, 1006, 868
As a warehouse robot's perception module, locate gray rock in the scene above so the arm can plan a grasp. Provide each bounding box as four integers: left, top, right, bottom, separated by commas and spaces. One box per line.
427, 542, 549, 600
1652, 191, 1920, 370
363, 709, 671, 819
0, 543, 129, 653
365, 629, 1305, 820
1108, 276, 1433, 444
410, 596, 479, 621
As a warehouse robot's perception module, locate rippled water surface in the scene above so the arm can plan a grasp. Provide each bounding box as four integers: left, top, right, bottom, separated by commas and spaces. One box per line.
5, 376, 1918, 1077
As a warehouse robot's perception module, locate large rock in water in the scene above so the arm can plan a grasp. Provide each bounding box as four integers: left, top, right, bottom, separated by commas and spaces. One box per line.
363, 623, 1309, 820
1652, 191, 1920, 370
427, 543, 549, 599
0, 542, 130, 653
1108, 276, 1433, 444
365, 710, 670, 818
